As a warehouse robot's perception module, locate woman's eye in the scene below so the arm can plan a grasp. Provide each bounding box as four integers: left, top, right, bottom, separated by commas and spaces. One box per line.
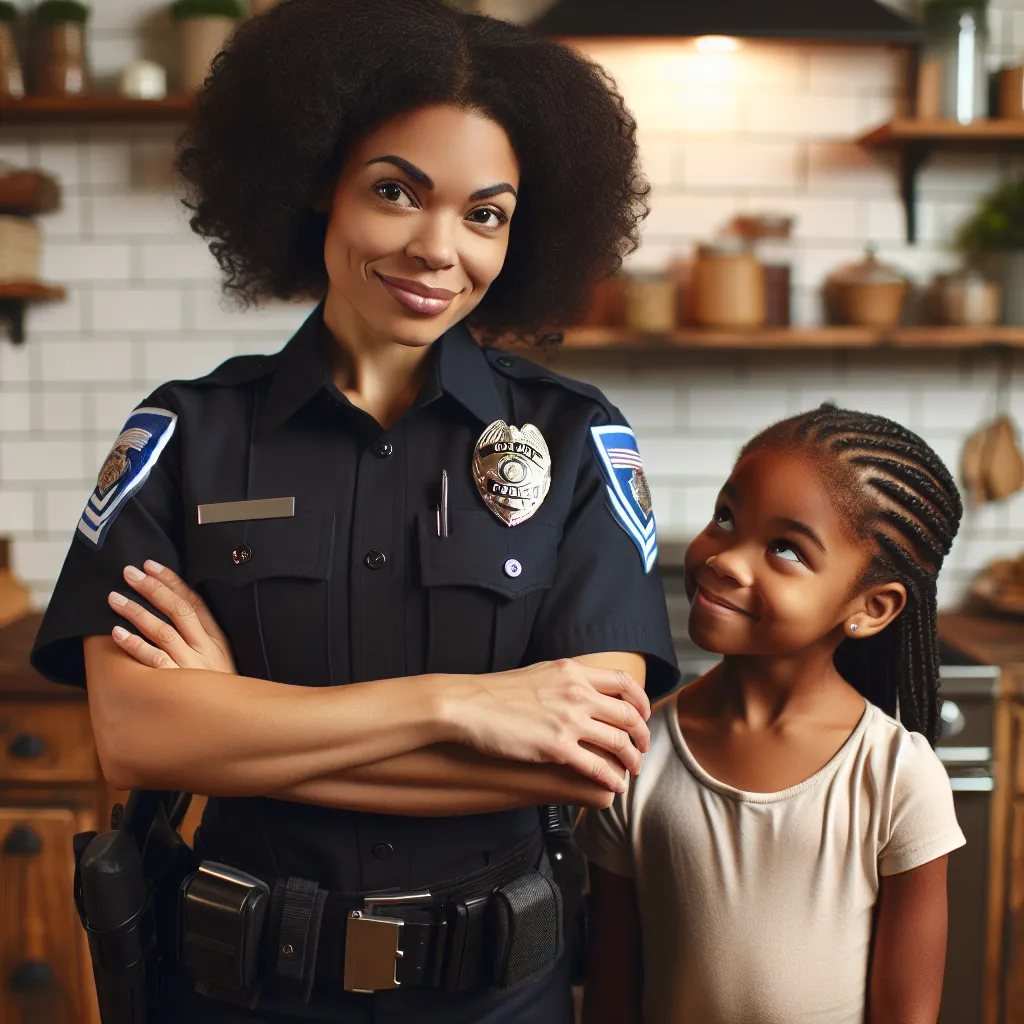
467, 207, 507, 228
769, 541, 802, 564
712, 507, 735, 533
373, 181, 415, 207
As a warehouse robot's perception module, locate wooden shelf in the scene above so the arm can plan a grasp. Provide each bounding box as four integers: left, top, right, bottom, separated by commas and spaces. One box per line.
0, 282, 66, 344
0, 94, 195, 125
553, 325, 1024, 352
859, 117, 1024, 147
857, 118, 1024, 243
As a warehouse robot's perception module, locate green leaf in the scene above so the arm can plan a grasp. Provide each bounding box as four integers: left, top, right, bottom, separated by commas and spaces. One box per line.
35, 0, 90, 23
169, 0, 243, 19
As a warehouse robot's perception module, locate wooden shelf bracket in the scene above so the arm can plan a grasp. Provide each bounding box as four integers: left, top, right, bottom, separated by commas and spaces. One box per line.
899, 142, 930, 245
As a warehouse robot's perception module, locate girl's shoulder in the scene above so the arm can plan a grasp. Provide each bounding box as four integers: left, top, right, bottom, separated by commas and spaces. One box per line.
856, 702, 951, 793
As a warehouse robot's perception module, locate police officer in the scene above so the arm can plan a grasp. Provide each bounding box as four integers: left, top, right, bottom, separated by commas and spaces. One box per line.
31, 2, 678, 1021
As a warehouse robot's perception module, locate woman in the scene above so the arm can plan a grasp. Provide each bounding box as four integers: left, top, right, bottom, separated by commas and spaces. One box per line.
31, 1, 678, 1021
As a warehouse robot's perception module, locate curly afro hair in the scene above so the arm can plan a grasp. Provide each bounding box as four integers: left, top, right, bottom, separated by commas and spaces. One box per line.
176, 0, 649, 338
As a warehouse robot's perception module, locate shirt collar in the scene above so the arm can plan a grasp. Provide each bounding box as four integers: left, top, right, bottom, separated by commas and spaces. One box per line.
257, 308, 506, 438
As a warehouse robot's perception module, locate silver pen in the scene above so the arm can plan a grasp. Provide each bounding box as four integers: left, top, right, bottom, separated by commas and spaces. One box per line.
437, 469, 449, 538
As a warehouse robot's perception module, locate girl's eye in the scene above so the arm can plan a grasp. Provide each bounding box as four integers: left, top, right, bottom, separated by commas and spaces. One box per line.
373, 181, 415, 207
712, 506, 735, 533
768, 541, 803, 564
467, 207, 507, 229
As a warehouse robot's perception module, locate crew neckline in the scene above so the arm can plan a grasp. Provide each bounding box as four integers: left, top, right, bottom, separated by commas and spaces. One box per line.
667, 694, 872, 804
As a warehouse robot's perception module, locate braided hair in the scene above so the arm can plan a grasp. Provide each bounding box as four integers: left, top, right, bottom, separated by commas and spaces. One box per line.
741, 403, 963, 745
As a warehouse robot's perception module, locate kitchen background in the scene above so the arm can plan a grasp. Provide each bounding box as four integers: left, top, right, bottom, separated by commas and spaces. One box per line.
0, 0, 1022, 611
0, 2, 1023, 1024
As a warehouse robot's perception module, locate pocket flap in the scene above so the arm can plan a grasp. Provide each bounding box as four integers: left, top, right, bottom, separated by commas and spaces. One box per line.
418, 510, 560, 600
187, 507, 334, 586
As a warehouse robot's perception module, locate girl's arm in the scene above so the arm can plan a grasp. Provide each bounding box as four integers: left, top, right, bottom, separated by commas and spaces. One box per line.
869, 855, 949, 1024
582, 863, 644, 1024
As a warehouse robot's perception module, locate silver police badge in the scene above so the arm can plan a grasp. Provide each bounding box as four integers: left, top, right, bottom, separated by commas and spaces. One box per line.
472, 420, 551, 527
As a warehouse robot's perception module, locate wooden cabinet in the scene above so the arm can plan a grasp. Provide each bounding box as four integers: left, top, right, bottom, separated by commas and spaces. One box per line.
0, 614, 117, 1024
939, 614, 1024, 1024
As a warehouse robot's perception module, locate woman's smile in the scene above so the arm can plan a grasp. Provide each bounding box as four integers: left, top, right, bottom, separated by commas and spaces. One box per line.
374, 271, 460, 316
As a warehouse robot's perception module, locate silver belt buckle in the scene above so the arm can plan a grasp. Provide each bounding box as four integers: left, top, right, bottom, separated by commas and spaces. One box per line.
343, 891, 432, 993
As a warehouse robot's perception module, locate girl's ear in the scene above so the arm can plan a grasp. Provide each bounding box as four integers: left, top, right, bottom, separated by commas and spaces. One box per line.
845, 581, 907, 639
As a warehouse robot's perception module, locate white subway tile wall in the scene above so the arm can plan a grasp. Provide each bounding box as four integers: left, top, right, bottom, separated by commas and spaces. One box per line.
0, 0, 1022, 609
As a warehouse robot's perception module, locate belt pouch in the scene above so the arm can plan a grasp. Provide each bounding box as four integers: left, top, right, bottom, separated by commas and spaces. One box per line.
490, 871, 563, 990
270, 877, 327, 1002
179, 861, 269, 1008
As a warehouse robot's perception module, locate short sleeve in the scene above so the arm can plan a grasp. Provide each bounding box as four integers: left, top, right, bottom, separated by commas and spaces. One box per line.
574, 789, 635, 879
31, 390, 185, 689
878, 731, 966, 877
524, 408, 679, 698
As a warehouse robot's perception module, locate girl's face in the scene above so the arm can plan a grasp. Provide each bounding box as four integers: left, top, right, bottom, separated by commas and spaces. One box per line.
684, 446, 890, 658
322, 104, 519, 347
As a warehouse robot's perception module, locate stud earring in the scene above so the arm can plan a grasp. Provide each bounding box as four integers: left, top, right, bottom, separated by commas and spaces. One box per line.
848, 623, 859, 633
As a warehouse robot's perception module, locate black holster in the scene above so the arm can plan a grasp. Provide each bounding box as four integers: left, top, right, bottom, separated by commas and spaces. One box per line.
73, 792, 196, 1024
539, 805, 587, 983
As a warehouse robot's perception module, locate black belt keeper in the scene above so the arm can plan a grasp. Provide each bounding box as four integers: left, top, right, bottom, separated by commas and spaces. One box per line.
268, 877, 327, 1002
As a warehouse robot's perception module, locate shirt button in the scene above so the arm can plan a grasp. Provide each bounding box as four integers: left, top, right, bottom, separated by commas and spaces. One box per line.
364, 550, 386, 570
372, 842, 395, 860
374, 441, 393, 458
231, 544, 252, 565
496, 356, 513, 368
504, 558, 522, 578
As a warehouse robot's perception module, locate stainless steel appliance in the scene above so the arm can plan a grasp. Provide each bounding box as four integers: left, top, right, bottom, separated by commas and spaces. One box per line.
936, 650, 1001, 1024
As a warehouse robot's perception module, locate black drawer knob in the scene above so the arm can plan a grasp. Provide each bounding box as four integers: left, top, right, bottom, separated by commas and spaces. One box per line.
9, 960, 54, 992
3, 825, 42, 856
8, 733, 46, 759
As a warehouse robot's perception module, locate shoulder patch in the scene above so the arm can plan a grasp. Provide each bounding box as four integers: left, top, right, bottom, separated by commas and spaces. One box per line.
77, 407, 177, 549
590, 425, 657, 573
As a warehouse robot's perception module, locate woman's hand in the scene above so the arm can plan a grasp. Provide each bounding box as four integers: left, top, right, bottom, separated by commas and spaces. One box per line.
441, 659, 651, 793
107, 561, 236, 673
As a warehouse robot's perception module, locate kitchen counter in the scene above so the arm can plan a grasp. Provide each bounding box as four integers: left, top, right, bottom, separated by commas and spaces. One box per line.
0, 612, 75, 698
939, 612, 1024, 696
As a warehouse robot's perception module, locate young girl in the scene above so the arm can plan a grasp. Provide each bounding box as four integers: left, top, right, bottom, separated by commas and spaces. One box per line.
577, 403, 966, 1024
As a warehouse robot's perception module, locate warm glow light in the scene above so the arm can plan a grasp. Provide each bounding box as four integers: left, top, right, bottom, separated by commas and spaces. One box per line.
695, 35, 739, 53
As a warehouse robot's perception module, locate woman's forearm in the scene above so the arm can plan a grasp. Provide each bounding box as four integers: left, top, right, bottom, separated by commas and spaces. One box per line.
270, 744, 617, 815
84, 636, 455, 794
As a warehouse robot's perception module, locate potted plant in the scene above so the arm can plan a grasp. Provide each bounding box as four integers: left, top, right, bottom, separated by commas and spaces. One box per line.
169, 0, 242, 92
0, 2, 24, 99
955, 174, 1024, 325
33, 0, 89, 96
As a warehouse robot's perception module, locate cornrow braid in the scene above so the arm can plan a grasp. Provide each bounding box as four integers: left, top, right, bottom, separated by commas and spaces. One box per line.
742, 403, 963, 745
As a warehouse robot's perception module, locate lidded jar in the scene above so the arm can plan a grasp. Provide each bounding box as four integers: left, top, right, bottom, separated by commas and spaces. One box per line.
826, 247, 910, 328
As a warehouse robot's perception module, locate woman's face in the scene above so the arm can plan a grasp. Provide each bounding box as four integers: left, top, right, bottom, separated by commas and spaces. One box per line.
323, 103, 520, 347
683, 447, 877, 658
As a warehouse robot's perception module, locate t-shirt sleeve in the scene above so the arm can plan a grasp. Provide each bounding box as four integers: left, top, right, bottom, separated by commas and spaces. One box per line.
30, 391, 185, 689
574, 788, 635, 879
524, 406, 680, 699
878, 731, 966, 877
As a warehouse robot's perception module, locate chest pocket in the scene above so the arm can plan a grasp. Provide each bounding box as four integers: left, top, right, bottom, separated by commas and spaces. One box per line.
417, 510, 561, 674
185, 508, 335, 685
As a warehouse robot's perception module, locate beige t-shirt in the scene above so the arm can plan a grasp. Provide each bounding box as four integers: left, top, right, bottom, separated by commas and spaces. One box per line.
575, 695, 966, 1024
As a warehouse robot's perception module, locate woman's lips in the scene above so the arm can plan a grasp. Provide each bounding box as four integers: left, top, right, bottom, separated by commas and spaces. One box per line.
694, 585, 753, 618
375, 272, 458, 316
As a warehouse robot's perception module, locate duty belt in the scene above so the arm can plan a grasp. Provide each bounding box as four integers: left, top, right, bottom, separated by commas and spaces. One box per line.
177, 831, 563, 1009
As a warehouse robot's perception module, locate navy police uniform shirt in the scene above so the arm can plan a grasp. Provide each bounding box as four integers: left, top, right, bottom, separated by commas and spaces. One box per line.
32, 305, 678, 896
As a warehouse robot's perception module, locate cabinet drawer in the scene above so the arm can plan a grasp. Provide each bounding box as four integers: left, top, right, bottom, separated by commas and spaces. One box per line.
0, 703, 97, 783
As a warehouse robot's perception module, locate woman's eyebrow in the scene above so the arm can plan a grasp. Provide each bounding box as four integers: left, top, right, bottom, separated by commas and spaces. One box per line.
365, 156, 517, 202
469, 182, 518, 201
366, 155, 433, 187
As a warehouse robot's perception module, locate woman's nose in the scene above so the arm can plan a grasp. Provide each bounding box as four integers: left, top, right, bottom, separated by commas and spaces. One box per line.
406, 215, 456, 271
705, 549, 754, 588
